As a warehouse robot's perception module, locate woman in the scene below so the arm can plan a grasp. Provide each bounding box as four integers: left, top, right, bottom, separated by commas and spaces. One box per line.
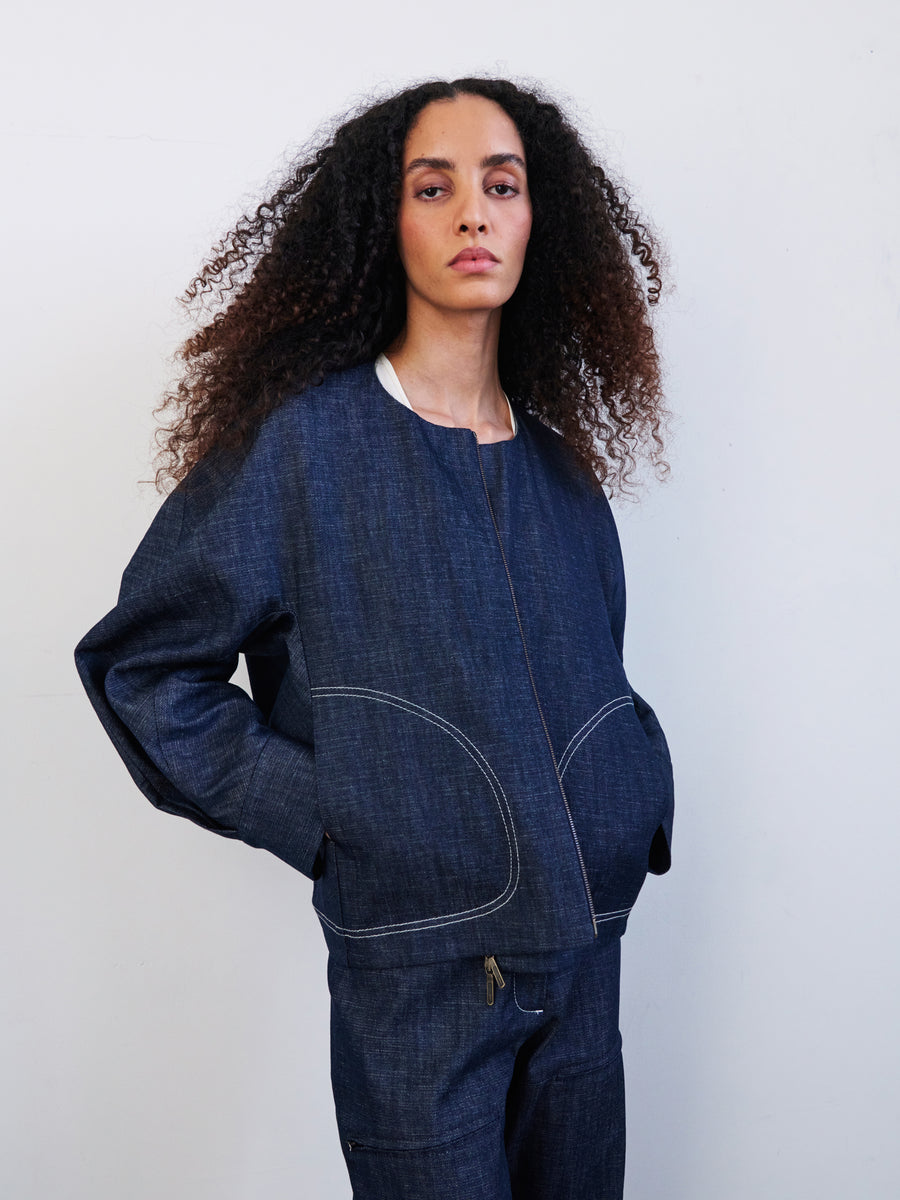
76, 77, 673, 1199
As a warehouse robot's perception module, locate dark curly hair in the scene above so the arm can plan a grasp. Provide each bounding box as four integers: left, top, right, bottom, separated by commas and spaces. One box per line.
156, 77, 668, 493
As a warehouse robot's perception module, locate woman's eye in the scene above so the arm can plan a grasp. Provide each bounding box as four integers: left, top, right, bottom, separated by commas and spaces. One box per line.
488, 183, 517, 197
418, 185, 444, 199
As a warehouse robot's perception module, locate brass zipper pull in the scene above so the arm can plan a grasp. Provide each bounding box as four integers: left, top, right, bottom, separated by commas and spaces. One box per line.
484, 955, 506, 1006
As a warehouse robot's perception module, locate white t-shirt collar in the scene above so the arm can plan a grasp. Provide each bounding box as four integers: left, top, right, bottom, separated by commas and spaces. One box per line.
375, 353, 517, 436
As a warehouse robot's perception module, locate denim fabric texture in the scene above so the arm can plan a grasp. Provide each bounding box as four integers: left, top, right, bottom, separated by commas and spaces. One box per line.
330, 936, 625, 1199
75, 362, 674, 969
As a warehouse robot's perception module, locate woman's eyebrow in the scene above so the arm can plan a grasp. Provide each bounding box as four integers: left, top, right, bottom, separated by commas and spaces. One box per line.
481, 153, 526, 170
405, 153, 526, 174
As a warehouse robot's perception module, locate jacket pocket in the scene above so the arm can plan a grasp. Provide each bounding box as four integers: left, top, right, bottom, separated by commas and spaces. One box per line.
559, 695, 672, 918
310, 686, 519, 938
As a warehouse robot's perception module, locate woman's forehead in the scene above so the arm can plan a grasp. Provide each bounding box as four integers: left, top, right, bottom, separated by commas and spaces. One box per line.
403, 95, 525, 165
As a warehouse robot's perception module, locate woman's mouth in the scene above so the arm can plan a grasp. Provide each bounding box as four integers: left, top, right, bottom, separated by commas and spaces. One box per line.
449, 247, 500, 273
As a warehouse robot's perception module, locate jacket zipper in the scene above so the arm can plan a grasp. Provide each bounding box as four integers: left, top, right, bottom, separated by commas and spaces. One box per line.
484, 954, 506, 1005
474, 439, 598, 937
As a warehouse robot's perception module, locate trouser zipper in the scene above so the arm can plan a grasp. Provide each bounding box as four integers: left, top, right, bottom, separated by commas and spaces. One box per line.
474, 440, 599, 937
484, 955, 506, 1006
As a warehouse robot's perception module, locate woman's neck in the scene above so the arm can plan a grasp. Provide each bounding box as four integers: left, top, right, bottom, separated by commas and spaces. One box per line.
384, 305, 513, 442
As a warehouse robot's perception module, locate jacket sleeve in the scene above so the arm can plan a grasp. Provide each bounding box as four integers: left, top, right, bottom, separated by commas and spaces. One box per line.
602, 497, 674, 876
74, 466, 325, 880
631, 689, 674, 875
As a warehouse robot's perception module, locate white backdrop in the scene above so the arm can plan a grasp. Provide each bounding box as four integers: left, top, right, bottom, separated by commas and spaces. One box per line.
3, 1, 898, 1196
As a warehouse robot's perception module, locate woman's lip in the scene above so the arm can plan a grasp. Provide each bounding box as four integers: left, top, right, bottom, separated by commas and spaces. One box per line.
448, 247, 499, 266
450, 258, 499, 273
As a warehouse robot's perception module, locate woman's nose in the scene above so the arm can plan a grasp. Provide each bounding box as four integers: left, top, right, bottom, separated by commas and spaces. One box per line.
455, 185, 488, 234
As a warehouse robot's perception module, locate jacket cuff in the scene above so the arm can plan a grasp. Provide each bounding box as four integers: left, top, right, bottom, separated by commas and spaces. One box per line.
239, 731, 324, 879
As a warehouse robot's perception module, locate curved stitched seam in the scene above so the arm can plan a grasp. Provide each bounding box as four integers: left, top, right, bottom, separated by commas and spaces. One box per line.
310, 686, 519, 935
313, 686, 517, 892
512, 975, 544, 1015
314, 885, 519, 937
558, 697, 634, 779
560, 695, 632, 764
558, 696, 633, 778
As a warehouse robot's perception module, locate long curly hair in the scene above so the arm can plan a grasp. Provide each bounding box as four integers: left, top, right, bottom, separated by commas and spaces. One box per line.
156, 77, 668, 493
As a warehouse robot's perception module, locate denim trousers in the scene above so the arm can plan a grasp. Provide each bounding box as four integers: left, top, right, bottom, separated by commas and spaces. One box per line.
328, 934, 625, 1199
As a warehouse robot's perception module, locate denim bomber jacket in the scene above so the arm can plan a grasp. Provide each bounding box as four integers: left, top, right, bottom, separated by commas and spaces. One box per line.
75, 363, 673, 969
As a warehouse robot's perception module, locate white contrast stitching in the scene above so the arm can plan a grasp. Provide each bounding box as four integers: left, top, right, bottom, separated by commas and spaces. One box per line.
310, 685, 519, 937
512, 975, 544, 1015
561, 695, 632, 760
558, 696, 633, 779
593, 907, 632, 923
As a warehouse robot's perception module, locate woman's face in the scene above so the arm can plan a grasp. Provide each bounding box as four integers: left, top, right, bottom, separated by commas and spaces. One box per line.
397, 94, 532, 320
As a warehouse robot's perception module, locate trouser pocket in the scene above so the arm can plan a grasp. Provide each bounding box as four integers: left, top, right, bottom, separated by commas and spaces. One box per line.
342, 1115, 509, 1200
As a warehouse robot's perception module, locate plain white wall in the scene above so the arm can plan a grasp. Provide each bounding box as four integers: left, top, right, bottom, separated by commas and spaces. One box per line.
3, 1, 898, 1196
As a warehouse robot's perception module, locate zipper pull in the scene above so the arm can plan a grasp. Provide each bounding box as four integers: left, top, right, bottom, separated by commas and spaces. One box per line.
484, 955, 506, 1006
